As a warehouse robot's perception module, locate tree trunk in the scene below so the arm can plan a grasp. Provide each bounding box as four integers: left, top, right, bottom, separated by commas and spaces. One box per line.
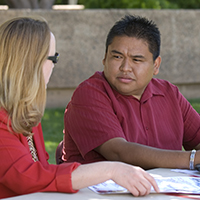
5, 0, 56, 9
39, 0, 56, 9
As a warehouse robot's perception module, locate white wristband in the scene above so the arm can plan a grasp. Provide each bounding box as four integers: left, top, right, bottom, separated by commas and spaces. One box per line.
190, 150, 196, 170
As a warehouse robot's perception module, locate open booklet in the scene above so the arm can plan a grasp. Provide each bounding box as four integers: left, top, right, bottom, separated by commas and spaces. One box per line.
88, 176, 200, 195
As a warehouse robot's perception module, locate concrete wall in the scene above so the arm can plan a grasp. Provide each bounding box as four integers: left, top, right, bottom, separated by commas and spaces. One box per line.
0, 9, 200, 108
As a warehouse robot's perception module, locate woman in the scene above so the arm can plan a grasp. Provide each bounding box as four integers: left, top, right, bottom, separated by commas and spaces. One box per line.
0, 17, 159, 199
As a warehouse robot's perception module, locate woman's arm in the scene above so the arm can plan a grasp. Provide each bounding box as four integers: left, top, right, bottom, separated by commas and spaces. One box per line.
71, 161, 159, 197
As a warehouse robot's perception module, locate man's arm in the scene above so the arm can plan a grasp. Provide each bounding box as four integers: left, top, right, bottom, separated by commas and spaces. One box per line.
95, 137, 200, 169
194, 143, 200, 150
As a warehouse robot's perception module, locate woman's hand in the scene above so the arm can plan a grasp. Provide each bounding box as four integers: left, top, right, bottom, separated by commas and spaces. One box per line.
110, 162, 159, 196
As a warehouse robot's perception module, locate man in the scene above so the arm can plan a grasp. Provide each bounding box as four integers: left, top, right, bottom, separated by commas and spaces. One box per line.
61, 15, 200, 169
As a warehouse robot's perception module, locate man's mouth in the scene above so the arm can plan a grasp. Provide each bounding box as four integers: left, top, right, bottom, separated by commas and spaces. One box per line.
117, 76, 134, 83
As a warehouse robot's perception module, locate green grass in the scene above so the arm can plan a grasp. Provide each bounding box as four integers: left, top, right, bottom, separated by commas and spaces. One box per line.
42, 98, 200, 164
41, 108, 65, 164
188, 98, 200, 113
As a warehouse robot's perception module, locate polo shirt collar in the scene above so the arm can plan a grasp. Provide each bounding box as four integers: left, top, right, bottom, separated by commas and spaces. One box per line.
111, 78, 165, 103
140, 79, 165, 103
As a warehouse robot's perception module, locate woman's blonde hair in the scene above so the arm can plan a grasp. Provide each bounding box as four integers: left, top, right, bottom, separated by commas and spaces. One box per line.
0, 17, 51, 136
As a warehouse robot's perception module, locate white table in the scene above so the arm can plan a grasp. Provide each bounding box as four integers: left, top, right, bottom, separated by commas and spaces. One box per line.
3, 168, 200, 200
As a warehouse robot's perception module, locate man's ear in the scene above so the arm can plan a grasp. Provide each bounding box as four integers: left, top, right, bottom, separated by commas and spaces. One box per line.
102, 52, 107, 66
153, 56, 161, 75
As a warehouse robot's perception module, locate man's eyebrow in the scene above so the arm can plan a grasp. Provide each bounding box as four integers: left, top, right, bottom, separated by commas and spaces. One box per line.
131, 55, 145, 59
111, 50, 123, 55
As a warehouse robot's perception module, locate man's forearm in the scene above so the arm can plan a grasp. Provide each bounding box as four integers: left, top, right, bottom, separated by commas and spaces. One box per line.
95, 138, 200, 169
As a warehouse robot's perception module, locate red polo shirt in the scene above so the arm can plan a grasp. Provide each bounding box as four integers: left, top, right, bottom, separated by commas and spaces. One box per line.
63, 71, 200, 164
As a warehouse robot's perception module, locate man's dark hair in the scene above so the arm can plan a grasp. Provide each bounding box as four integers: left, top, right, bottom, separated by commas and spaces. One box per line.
105, 15, 161, 61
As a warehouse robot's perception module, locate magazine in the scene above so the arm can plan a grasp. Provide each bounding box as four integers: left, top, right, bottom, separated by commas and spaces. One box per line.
88, 176, 200, 195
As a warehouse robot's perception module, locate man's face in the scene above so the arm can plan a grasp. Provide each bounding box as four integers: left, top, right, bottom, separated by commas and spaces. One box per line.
103, 36, 161, 100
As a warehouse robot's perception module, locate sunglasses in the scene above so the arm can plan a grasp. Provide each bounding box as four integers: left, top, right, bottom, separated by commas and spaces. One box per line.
47, 52, 59, 64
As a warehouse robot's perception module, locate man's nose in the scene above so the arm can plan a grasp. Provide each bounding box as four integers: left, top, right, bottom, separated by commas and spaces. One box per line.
120, 58, 132, 72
